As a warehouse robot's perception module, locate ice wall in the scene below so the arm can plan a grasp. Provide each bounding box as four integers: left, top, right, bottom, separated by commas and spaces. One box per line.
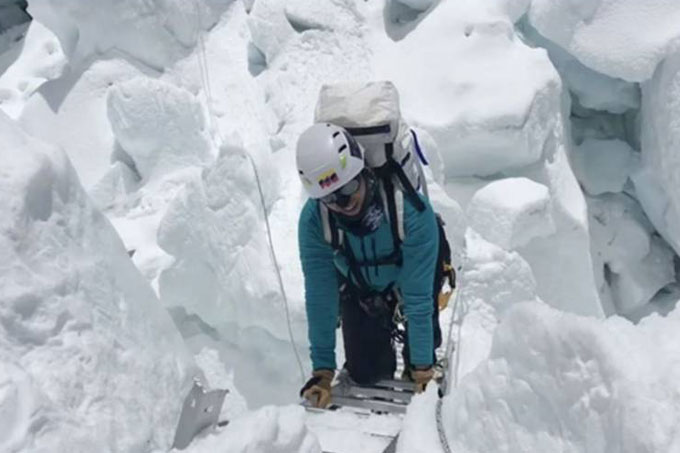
0, 112, 195, 452
522, 0, 680, 317
180, 405, 321, 453
400, 301, 680, 453
107, 77, 213, 182
0, 20, 66, 119
27, 0, 230, 70
638, 51, 680, 256
527, 0, 680, 83
375, 0, 602, 317
0, 0, 30, 57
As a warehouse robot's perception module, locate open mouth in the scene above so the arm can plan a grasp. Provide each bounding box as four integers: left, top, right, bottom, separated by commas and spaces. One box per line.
340, 198, 360, 214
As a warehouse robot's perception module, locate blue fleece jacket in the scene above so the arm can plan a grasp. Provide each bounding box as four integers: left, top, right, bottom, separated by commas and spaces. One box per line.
298, 194, 439, 371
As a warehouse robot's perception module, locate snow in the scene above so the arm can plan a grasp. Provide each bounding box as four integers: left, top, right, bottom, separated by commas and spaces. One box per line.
570, 138, 635, 196
587, 194, 675, 316
374, 0, 561, 178
0, 111, 195, 452
466, 177, 555, 250
180, 405, 321, 453
156, 143, 307, 406
519, 20, 640, 115
455, 229, 540, 379
107, 76, 214, 182
527, 0, 680, 82
306, 408, 402, 453
18, 57, 152, 189
393, 0, 436, 13
3, 0, 680, 452
27, 0, 230, 70
372, 0, 602, 317
435, 301, 680, 452
610, 236, 674, 314
156, 145, 291, 340
0, 20, 66, 119
638, 50, 680, 257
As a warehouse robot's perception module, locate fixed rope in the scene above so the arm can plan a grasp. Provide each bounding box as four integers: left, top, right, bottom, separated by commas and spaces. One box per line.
190, 0, 306, 386
437, 260, 465, 453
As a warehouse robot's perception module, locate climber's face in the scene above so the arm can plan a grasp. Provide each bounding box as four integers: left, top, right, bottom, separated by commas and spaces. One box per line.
321, 173, 366, 217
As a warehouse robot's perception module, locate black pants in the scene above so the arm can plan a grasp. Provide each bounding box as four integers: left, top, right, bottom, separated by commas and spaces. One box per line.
340, 282, 442, 385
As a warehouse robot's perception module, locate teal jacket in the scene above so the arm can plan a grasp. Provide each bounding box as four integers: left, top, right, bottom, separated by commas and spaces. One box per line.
298, 194, 439, 371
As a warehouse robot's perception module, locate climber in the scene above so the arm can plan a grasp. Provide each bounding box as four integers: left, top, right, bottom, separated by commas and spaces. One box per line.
296, 122, 446, 409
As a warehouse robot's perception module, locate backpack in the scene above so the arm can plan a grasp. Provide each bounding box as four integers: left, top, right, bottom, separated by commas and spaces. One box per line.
313, 81, 456, 308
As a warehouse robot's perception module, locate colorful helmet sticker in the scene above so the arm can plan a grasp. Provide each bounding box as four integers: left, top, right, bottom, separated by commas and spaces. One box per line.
317, 169, 339, 189
340, 154, 347, 169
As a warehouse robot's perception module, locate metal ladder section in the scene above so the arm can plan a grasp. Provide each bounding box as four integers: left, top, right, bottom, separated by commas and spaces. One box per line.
330, 372, 417, 415
172, 379, 229, 450
304, 304, 456, 453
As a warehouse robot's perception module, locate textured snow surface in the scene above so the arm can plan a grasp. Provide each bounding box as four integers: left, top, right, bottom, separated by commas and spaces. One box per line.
436, 301, 680, 453
18, 57, 151, 189
519, 21, 640, 115
0, 20, 66, 119
454, 229, 540, 379
570, 139, 635, 196
376, 0, 561, 177
527, 0, 680, 82
0, 112, 195, 453
178, 405, 321, 453
3, 0, 680, 452
588, 194, 675, 316
27, 0, 230, 69
156, 144, 307, 407
107, 77, 213, 181
638, 51, 680, 256
373, 0, 601, 317
466, 177, 555, 250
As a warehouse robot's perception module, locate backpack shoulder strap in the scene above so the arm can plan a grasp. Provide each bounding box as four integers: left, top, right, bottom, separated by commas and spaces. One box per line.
379, 179, 404, 242
384, 142, 426, 213
319, 202, 343, 249
377, 171, 405, 253
395, 188, 404, 241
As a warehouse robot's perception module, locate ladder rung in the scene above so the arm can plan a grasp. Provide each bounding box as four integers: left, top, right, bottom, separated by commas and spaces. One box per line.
372, 379, 416, 392
333, 385, 413, 403
333, 386, 413, 404
330, 396, 408, 414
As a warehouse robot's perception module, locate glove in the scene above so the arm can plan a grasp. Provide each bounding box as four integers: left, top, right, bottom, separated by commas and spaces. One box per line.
300, 369, 334, 408
411, 367, 434, 393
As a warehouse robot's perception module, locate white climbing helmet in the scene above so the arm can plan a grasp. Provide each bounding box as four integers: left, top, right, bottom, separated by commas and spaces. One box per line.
296, 123, 364, 199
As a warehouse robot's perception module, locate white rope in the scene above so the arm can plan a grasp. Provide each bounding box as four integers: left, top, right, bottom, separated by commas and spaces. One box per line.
437, 260, 466, 453
190, 0, 306, 385
436, 398, 452, 453
244, 152, 307, 386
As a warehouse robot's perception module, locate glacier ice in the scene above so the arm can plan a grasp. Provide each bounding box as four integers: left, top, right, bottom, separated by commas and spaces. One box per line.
435, 301, 680, 452
638, 50, 680, 257
0, 111, 195, 452
527, 0, 680, 82
18, 57, 150, 188
0, 20, 66, 119
28, 0, 229, 69
376, 0, 561, 178
107, 77, 214, 182
570, 138, 635, 196
466, 177, 555, 250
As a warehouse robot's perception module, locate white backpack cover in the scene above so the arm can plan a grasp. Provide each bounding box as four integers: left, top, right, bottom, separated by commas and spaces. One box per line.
314, 81, 429, 246
314, 81, 423, 194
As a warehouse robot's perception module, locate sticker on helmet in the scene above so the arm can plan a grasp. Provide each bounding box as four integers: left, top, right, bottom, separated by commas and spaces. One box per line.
340, 155, 347, 169
318, 169, 339, 189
